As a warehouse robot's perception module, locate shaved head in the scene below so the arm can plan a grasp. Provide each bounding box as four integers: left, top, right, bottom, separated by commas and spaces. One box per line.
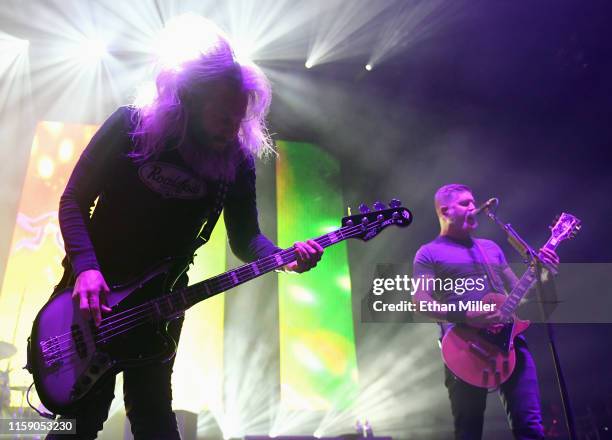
434, 183, 473, 217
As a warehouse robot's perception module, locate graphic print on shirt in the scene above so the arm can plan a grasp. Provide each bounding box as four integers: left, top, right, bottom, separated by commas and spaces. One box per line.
138, 162, 207, 199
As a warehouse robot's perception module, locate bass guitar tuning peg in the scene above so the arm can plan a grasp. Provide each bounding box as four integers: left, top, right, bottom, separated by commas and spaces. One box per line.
389, 198, 401, 209
359, 203, 370, 214
373, 201, 386, 210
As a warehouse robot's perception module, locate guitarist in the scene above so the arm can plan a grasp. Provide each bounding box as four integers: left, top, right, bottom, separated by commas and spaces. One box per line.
47, 23, 323, 440
412, 184, 558, 440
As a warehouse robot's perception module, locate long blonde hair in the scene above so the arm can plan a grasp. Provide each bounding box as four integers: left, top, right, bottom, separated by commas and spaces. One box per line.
130, 23, 274, 179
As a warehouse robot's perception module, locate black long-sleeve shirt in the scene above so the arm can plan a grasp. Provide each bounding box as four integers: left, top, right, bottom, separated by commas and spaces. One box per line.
59, 106, 278, 283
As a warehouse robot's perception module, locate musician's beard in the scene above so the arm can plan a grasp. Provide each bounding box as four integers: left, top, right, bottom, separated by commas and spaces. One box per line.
178, 138, 240, 182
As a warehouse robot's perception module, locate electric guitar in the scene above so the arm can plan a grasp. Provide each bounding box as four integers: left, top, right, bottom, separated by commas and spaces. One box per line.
441, 212, 581, 388
27, 201, 412, 415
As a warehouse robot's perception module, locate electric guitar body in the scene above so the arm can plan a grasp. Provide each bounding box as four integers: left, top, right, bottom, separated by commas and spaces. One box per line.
441, 292, 530, 388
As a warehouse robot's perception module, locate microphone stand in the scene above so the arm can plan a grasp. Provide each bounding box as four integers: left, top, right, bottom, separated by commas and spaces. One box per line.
483, 205, 577, 440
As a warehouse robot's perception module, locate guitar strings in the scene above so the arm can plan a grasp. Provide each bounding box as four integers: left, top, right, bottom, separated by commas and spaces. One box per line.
42, 220, 381, 364
43, 221, 358, 365
45, 213, 389, 350
42, 241, 301, 352
44, 231, 340, 364
44, 238, 306, 351
49, 211, 412, 368
44, 232, 333, 362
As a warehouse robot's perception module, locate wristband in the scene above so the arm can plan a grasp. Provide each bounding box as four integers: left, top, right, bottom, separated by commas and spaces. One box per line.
447, 309, 467, 323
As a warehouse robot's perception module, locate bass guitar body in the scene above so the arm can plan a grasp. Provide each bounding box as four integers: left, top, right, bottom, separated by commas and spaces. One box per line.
27, 260, 181, 415
441, 292, 530, 389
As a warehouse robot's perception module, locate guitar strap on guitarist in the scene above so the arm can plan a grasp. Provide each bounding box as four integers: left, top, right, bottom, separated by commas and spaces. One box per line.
190, 180, 228, 254
473, 240, 506, 294
164, 180, 229, 292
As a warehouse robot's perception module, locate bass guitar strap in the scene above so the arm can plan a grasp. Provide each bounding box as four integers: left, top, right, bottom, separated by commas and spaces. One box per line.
192, 179, 228, 252
162, 179, 229, 293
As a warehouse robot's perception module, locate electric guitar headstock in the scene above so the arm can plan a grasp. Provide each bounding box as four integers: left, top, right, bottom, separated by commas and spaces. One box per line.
341, 198, 412, 241
548, 212, 582, 247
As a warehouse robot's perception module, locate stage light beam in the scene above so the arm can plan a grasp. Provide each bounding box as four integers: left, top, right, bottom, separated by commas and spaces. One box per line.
155, 13, 231, 70
368, 0, 460, 67
306, 1, 392, 67
74, 38, 107, 64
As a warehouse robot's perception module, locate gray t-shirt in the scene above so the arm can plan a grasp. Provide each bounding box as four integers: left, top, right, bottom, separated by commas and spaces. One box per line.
413, 235, 511, 333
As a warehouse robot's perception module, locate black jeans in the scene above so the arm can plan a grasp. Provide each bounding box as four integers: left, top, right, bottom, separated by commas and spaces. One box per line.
444, 338, 544, 440
46, 317, 184, 440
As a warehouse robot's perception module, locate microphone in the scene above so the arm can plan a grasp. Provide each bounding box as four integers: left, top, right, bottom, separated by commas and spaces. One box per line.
473, 197, 498, 215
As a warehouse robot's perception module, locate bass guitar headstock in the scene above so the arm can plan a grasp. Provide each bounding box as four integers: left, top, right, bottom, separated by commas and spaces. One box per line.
342, 198, 412, 241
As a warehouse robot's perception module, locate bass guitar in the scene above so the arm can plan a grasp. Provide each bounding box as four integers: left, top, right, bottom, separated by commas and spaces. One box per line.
27, 201, 412, 414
